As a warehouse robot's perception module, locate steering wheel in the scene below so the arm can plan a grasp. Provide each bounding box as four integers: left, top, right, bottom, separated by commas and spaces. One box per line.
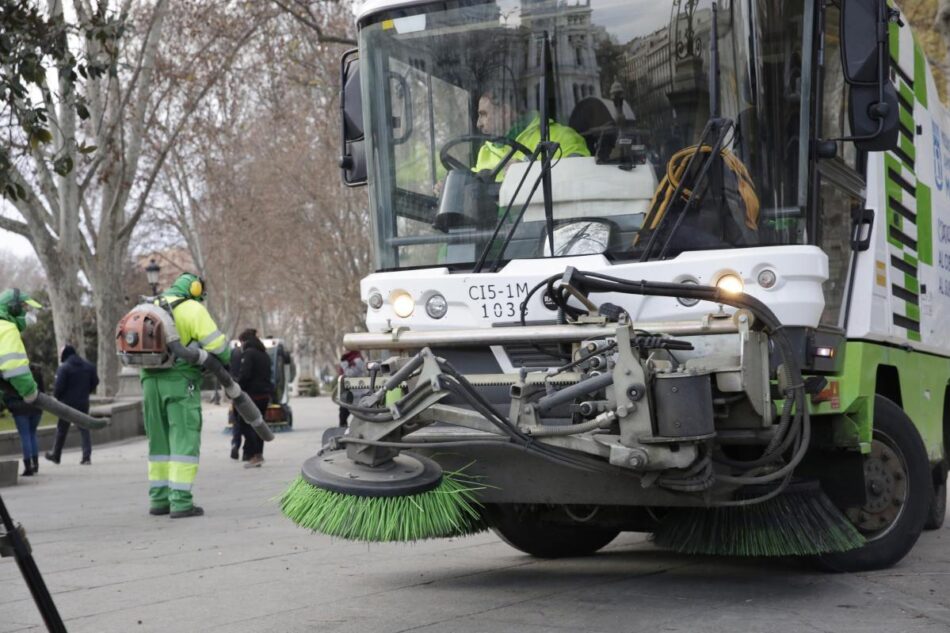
439, 134, 534, 182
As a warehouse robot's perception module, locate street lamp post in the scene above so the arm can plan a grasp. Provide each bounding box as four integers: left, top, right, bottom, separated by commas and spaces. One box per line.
145, 258, 161, 296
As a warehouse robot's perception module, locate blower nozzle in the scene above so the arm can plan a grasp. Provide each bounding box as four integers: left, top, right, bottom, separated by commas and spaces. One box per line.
32, 392, 108, 430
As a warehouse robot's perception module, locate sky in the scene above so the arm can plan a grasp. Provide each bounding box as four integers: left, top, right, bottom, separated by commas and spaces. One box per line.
1, 233, 34, 258
0, 197, 36, 259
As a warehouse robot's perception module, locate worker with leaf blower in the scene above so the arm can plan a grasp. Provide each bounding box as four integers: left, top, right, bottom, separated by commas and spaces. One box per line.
140, 274, 230, 519
0, 289, 108, 449
0, 289, 45, 477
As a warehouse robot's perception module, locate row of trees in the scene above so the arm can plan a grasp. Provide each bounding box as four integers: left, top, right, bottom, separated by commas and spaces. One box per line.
2, 0, 368, 393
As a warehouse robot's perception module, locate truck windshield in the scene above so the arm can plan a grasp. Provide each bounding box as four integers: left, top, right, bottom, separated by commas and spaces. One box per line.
361, 0, 807, 271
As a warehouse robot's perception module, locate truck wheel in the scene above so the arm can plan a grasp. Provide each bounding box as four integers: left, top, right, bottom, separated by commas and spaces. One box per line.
484, 504, 619, 558
925, 476, 946, 530
817, 396, 930, 572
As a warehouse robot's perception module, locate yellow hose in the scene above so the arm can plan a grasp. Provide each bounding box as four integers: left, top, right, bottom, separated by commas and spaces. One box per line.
637, 145, 759, 244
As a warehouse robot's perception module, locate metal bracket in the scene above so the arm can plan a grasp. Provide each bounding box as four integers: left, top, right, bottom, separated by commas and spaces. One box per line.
612, 325, 654, 447
346, 349, 449, 466
593, 435, 698, 471
737, 311, 773, 426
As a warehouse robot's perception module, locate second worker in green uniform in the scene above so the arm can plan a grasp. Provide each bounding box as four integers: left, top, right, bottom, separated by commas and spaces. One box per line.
142, 273, 230, 518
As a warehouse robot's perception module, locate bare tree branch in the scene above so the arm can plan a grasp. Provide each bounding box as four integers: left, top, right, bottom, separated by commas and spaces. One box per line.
271, 0, 356, 45
0, 215, 32, 239
118, 18, 266, 242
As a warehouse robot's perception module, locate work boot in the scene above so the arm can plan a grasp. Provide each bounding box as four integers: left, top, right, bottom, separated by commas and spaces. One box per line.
21, 460, 34, 477
170, 506, 204, 519
44, 451, 60, 464
31, 457, 38, 473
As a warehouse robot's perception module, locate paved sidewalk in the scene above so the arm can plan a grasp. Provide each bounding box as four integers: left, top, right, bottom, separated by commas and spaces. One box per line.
2, 397, 950, 632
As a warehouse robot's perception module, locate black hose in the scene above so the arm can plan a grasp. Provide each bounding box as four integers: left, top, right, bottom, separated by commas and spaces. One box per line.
560, 269, 810, 500
32, 392, 108, 430
535, 371, 613, 414
168, 341, 274, 442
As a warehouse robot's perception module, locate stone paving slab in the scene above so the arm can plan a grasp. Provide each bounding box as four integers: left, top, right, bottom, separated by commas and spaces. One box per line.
1, 396, 949, 632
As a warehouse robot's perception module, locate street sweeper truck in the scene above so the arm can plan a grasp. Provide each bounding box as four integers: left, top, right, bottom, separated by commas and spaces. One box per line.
281, 0, 950, 570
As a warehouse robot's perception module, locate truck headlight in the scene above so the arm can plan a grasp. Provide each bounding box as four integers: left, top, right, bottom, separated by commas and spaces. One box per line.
391, 290, 415, 318
715, 273, 744, 294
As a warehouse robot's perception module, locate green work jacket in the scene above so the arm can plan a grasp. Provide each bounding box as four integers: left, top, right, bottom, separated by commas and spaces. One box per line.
474, 114, 590, 179
141, 298, 230, 381
0, 319, 36, 398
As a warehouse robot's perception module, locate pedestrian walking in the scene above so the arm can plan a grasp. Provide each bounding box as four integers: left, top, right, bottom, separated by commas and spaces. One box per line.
45, 345, 99, 465
6, 364, 45, 476
237, 329, 272, 468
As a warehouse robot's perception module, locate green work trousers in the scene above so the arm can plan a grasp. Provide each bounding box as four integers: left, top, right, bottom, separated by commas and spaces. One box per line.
142, 372, 202, 513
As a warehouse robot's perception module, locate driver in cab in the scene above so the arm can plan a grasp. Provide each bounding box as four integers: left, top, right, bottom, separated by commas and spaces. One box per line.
473, 89, 590, 179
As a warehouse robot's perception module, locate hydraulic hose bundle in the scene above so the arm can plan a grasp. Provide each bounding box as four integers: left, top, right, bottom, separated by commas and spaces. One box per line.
542, 269, 809, 505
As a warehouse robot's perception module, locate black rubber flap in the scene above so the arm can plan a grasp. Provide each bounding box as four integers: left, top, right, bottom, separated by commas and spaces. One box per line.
300, 450, 443, 498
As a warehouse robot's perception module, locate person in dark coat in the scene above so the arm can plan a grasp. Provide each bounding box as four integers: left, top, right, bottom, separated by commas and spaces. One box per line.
45, 345, 99, 465
228, 341, 244, 460
6, 364, 46, 476
237, 330, 272, 468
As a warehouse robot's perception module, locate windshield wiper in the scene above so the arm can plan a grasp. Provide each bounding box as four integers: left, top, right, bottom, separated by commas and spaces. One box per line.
472, 31, 559, 274
638, 2, 732, 261
638, 118, 734, 261
538, 31, 557, 258
471, 143, 554, 273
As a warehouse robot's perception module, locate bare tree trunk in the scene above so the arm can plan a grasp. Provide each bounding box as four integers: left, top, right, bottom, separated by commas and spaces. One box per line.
38, 250, 86, 354
92, 252, 129, 396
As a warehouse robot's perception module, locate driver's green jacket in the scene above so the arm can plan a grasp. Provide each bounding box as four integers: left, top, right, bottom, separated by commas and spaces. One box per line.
474, 114, 590, 179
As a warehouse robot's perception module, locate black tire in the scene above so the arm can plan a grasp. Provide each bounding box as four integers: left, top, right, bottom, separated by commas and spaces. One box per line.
484, 504, 619, 558
818, 396, 930, 572
925, 476, 946, 530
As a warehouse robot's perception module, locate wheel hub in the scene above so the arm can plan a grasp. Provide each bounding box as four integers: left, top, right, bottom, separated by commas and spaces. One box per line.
300, 449, 443, 498
846, 439, 907, 536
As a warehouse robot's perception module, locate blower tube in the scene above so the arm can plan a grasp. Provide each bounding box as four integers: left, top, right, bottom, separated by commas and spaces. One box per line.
31, 392, 108, 430
135, 302, 273, 442
168, 341, 274, 442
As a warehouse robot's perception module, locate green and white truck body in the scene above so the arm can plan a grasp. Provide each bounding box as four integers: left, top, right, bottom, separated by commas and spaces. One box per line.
328, 0, 950, 567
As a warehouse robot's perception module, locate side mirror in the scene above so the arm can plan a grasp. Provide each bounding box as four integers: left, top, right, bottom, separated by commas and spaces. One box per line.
340, 48, 366, 187
840, 0, 899, 153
